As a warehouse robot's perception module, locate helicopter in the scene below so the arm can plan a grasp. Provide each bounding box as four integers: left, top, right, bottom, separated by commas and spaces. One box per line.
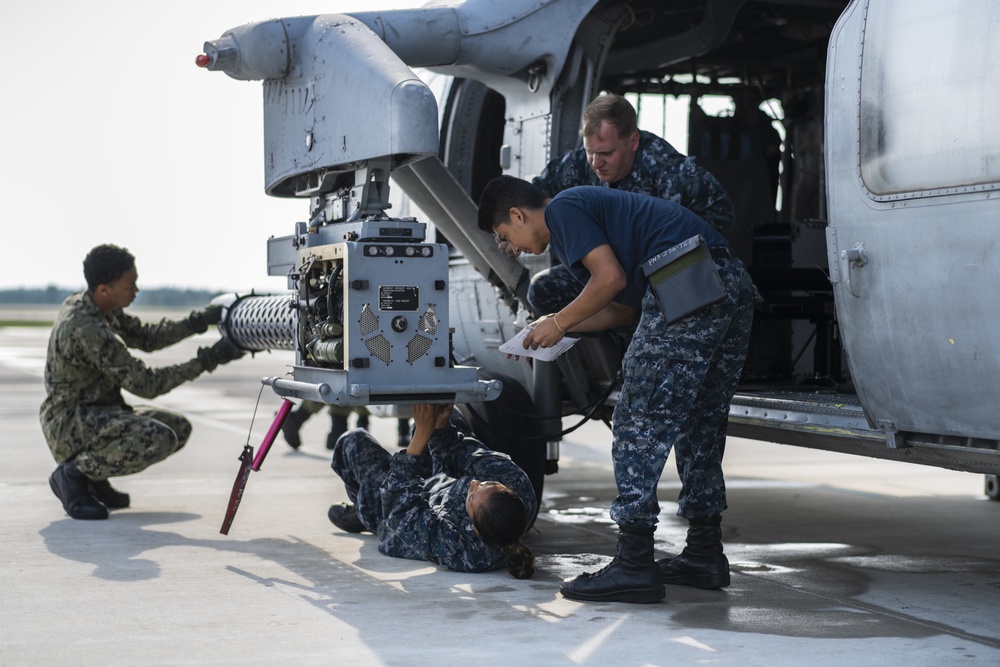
197, 0, 1000, 505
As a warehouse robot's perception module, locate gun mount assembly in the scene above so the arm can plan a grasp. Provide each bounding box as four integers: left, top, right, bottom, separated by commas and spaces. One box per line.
198, 12, 507, 407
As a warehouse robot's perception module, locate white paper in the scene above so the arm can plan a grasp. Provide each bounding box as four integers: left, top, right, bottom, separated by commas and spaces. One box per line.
498, 326, 580, 361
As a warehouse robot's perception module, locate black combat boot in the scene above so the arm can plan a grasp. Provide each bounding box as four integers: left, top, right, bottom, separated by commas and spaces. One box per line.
657, 514, 730, 589
89, 479, 131, 509
326, 414, 351, 450
560, 525, 665, 603
281, 406, 311, 450
49, 460, 109, 520
328, 502, 367, 533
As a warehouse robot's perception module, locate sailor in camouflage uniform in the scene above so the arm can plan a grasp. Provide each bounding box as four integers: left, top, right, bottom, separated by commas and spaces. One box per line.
478, 177, 756, 603
523, 93, 735, 317
329, 403, 537, 579
41, 244, 244, 520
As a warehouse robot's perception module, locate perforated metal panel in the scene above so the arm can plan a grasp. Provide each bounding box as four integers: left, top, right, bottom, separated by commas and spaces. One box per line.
418, 305, 438, 335
359, 304, 379, 336
406, 334, 434, 363
364, 334, 391, 365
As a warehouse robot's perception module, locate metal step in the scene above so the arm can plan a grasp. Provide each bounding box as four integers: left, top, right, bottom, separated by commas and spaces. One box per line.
728, 390, 879, 448
728, 390, 1000, 474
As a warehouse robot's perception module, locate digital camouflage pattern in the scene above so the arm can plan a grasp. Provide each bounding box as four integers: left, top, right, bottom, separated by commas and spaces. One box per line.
331, 410, 537, 573
610, 259, 758, 527
532, 130, 735, 233
527, 263, 588, 316
40, 291, 210, 478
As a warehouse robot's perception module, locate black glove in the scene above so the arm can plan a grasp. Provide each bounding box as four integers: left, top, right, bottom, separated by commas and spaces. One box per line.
196, 338, 245, 372
188, 304, 224, 334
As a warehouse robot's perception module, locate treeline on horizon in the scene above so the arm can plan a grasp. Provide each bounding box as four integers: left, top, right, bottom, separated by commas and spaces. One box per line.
0, 286, 224, 308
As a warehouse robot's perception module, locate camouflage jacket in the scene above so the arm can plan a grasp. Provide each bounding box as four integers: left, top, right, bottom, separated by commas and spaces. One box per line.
532, 129, 735, 232
377, 419, 537, 572
40, 292, 207, 455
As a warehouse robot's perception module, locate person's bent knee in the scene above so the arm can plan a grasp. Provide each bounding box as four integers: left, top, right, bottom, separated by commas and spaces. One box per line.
330, 428, 378, 475
146, 427, 182, 464
527, 266, 578, 315
172, 417, 193, 449
526, 273, 559, 315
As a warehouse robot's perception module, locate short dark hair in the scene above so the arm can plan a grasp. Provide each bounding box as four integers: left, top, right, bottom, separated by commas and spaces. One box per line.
580, 94, 638, 139
476, 175, 548, 234
83, 244, 135, 291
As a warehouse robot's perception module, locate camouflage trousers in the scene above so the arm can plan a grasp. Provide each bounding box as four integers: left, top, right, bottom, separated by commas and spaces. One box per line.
610, 258, 757, 527
527, 264, 582, 316
64, 405, 192, 480
331, 430, 434, 532
529, 265, 636, 340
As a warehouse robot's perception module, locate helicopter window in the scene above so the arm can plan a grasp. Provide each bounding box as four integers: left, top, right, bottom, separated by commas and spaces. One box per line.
625, 92, 691, 152
626, 89, 785, 214
859, 0, 1000, 197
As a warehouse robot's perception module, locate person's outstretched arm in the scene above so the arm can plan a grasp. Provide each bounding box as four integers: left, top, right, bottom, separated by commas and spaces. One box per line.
405, 403, 452, 457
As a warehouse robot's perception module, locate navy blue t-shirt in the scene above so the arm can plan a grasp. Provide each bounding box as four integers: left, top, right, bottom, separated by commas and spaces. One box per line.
544, 186, 730, 308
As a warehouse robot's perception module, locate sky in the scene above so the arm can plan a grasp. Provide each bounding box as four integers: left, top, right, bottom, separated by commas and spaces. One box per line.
0, 0, 422, 292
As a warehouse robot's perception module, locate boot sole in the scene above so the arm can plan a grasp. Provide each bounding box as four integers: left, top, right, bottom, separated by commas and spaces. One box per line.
560, 585, 665, 604
661, 573, 730, 589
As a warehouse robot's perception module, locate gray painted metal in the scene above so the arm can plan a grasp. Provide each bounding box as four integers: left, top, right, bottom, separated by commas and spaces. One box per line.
198, 1, 611, 409
199, 0, 1000, 475
728, 392, 1000, 475
730, 392, 875, 445
201, 1, 601, 196
203, 15, 439, 196
603, 0, 750, 74
826, 0, 1000, 445
215, 226, 502, 407
393, 157, 529, 306
302, 233, 496, 405
274, 234, 499, 406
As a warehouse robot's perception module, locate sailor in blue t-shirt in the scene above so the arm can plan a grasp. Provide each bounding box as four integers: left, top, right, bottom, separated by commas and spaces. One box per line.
477, 177, 757, 603
545, 186, 729, 309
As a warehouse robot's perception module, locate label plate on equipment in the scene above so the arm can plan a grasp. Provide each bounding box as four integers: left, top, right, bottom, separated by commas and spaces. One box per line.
379, 286, 419, 311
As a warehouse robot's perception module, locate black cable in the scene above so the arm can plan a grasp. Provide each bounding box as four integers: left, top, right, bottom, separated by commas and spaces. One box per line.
243, 383, 268, 448
464, 378, 617, 443
326, 263, 343, 326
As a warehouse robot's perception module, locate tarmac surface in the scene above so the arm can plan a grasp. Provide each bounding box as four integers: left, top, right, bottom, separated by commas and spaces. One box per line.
3, 319, 1000, 666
